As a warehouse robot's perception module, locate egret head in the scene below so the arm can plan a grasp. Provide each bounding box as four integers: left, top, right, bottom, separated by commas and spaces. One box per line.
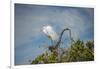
42, 25, 58, 45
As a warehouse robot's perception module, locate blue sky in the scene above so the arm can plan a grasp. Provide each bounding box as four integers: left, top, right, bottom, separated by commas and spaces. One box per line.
15, 4, 94, 65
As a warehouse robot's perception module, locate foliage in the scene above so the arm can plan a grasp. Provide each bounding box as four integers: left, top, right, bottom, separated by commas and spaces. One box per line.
31, 39, 94, 64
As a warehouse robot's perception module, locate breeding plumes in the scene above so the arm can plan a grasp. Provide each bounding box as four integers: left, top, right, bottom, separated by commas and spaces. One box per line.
42, 25, 58, 44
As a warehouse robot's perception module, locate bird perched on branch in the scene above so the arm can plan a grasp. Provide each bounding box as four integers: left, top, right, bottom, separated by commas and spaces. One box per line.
42, 25, 74, 56
42, 25, 58, 45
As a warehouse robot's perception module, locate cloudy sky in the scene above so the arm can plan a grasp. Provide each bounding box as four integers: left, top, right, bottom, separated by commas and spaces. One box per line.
15, 4, 94, 65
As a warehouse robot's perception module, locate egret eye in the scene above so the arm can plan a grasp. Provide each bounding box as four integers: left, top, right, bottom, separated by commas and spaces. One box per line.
48, 35, 52, 39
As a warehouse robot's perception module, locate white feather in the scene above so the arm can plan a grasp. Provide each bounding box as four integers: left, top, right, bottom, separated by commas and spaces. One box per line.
42, 25, 58, 41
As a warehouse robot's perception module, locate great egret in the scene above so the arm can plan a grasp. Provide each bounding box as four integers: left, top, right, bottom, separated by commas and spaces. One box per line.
42, 25, 58, 45
42, 26, 74, 60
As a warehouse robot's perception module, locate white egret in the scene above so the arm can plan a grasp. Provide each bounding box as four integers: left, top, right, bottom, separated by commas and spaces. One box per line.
42, 26, 74, 60
42, 25, 58, 45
